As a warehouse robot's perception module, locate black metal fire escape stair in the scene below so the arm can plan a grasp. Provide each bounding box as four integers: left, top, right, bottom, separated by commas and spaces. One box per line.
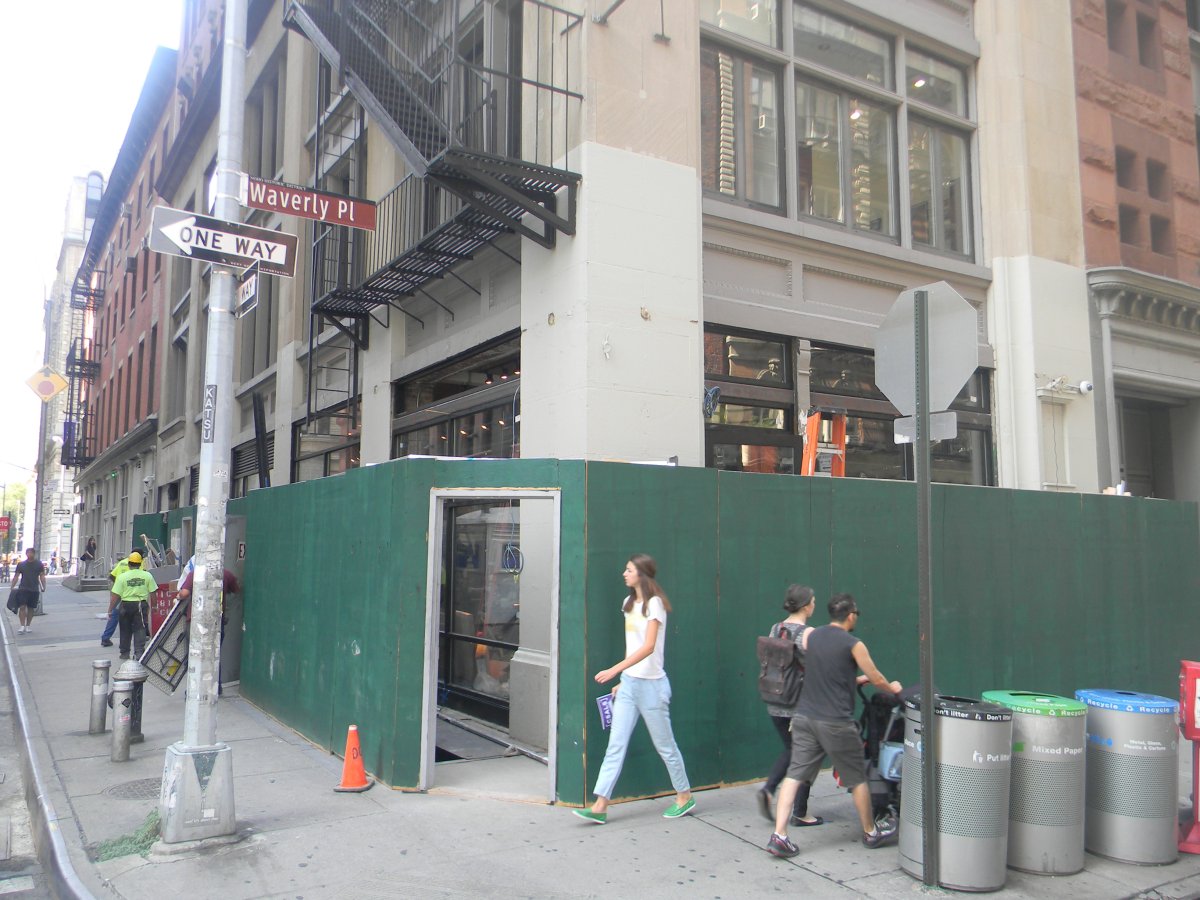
284, 0, 581, 321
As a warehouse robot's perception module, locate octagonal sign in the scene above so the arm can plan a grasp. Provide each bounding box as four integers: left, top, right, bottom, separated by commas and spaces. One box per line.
873, 281, 978, 417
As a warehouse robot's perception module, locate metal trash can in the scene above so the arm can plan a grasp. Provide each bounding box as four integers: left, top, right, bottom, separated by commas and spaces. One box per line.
1075, 689, 1178, 865
900, 694, 1013, 892
982, 690, 1087, 875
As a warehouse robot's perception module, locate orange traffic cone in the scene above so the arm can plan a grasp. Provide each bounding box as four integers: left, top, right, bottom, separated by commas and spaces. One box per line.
334, 725, 374, 792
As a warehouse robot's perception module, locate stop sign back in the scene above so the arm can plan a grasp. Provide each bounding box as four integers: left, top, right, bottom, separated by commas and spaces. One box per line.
873, 281, 978, 416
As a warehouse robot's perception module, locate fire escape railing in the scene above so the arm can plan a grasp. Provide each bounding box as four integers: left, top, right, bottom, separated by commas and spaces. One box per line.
61, 283, 102, 468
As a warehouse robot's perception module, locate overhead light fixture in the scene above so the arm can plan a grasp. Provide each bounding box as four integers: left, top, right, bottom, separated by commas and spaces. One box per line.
483, 372, 493, 385
499, 372, 509, 380
513, 368, 520, 376
913, 77, 926, 88
849, 108, 863, 121
498, 419, 506, 426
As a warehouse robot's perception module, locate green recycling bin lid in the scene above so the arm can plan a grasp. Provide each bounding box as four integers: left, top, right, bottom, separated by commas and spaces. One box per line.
982, 690, 1087, 718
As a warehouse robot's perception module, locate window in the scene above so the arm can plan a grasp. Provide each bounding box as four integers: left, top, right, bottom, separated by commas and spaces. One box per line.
703, 326, 800, 474
1107, 0, 1128, 53
702, 327, 995, 484
702, 4, 974, 257
906, 49, 966, 116
701, 46, 782, 209
795, 80, 893, 234
1119, 204, 1141, 244
1146, 158, 1167, 199
1115, 146, 1137, 189
1190, 0, 1200, 31
292, 402, 361, 481
148, 326, 157, 411
909, 122, 969, 254
793, 4, 891, 88
700, 0, 779, 47
1150, 214, 1172, 253
392, 336, 521, 460
1136, 13, 1157, 68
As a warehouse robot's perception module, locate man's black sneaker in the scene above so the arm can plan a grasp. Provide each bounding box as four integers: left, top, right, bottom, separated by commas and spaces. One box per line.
766, 833, 800, 858
100, 639, 113, 647
862, 826, 898, 849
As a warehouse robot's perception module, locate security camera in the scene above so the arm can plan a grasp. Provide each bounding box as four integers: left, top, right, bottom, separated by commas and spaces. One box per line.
1078, 380, 1094, 394
142, 475, 154, 485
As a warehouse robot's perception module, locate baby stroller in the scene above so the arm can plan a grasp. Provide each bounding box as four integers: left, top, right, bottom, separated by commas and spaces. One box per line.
858, 684, 907, 828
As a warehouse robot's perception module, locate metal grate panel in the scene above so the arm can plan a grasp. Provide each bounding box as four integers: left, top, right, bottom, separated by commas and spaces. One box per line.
1085, 747, 1176, 818
902, 762, 1009, 838
1010, 756, 1084, 826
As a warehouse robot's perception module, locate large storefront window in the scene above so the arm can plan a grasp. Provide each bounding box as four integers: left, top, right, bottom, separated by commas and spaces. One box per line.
704, 327, 995, 485
392, 335, 520, 460
701, 3, 975, 258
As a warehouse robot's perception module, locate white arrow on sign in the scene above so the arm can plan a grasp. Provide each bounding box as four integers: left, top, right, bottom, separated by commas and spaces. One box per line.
159, 216, 290, 267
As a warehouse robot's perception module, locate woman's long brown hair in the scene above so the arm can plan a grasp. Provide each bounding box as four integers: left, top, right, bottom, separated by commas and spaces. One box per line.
622, 553, 673, 616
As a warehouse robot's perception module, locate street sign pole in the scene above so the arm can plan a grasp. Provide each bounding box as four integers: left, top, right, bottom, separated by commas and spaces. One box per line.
915, 289, 939, 887
159, 0, 245, 845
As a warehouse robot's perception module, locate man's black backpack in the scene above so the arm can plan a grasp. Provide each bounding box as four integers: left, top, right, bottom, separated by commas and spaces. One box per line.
756, 624, 807, 706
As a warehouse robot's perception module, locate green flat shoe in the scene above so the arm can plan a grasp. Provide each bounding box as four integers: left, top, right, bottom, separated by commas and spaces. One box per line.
663, 797, 696, 819
572, 808, 607, 824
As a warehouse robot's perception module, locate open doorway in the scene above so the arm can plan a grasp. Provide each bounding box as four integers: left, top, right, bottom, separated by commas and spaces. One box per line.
421, 489, 560, 801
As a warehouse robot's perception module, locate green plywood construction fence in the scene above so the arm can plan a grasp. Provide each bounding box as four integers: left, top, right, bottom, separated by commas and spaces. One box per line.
228, 459, 1199, 802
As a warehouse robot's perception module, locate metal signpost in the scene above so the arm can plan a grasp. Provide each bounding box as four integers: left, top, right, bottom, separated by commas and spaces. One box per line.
157, 0, 248, 845
875, 281, 979, 887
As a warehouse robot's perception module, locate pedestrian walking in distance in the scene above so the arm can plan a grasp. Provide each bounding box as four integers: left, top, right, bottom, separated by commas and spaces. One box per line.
758, 584, 823, 827
573, 553, 694, 824
11, 548, 46, 633
767, 593, 902, 859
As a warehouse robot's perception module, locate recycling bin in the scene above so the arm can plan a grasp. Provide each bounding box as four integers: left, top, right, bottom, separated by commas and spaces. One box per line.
900, 694, 1014, 892
1076, 689, 1178, 865
982, 690, 1087, 874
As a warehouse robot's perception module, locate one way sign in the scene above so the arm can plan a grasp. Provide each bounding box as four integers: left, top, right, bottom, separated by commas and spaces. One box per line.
149, 205, 298, 278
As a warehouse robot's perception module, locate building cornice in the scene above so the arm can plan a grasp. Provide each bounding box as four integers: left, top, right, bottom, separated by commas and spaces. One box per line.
78, 417, 159, 485
1087, 267, 1200, 335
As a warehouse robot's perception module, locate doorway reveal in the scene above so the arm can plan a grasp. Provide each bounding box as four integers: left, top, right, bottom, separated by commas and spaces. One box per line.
421, 488, 560, 801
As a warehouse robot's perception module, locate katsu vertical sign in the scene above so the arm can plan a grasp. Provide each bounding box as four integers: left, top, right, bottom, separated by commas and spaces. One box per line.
202, 385, 218, 443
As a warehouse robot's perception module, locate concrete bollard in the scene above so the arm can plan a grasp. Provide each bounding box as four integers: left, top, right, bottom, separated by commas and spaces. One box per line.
89, 660, 111, 735
110, 681, 134, 762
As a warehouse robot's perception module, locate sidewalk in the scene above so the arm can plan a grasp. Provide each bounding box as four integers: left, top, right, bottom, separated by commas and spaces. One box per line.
7, 579, 1200, 899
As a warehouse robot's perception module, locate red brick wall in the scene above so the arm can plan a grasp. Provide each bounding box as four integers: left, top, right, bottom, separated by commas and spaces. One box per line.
1073, 0, 1200, 283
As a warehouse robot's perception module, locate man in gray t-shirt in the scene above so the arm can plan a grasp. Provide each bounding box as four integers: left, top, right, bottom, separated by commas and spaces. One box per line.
765, 593, 902, 859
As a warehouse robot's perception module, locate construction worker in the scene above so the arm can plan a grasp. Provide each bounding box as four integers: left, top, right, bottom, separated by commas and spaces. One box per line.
108, 551, 158, 661
100, 546, 141, 648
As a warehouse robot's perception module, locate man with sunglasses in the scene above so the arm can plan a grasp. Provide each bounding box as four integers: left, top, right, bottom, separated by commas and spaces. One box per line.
766, 593, 903, 858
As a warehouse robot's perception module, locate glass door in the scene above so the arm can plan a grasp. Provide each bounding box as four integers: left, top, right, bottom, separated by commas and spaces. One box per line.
439, 500, 522, 728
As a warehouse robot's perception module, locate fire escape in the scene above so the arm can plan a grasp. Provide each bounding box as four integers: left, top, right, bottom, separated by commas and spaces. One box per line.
62, 283, 101, 468
284, 0, 583, 422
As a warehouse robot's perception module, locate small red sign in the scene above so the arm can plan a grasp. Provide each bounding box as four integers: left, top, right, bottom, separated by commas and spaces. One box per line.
243, 176, 377, 232
151, 587, 180, 635
0, 516, 10, 530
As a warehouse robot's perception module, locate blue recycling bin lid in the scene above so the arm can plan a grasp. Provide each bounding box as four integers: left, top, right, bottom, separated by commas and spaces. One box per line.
1074, 689, 1177, 715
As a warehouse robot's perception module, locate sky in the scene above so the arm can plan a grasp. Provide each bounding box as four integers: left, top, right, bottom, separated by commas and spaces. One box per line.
0, 2, 184, 492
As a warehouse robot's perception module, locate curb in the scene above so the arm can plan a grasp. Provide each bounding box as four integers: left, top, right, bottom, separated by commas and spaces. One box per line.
1, 616, 96, 900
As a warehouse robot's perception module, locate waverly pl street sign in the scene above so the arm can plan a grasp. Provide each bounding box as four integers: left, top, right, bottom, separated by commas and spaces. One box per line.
242, 175, 377, 231
149, 205, 298, 277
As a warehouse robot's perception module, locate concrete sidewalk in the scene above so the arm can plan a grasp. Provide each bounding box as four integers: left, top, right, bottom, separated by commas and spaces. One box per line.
6, 579, 1200, 899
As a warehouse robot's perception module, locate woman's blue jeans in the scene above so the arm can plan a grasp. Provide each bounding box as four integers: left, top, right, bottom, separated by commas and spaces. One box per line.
593, 674, 690, 800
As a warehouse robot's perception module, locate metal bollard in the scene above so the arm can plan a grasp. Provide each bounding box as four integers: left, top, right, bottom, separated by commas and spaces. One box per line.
113, 660, 150, 744
110, 681, 134, 762
89, 660, 111, 734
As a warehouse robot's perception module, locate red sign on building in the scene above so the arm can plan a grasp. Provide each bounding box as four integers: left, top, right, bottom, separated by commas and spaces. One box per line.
0, 517, 10, 532
242, 176, 377, 232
